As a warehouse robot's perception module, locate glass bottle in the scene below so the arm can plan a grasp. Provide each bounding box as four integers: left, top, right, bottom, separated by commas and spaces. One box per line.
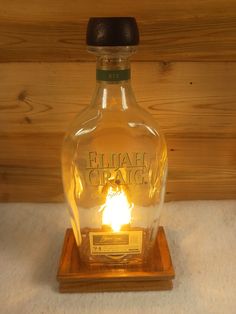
61, 17, 167, 267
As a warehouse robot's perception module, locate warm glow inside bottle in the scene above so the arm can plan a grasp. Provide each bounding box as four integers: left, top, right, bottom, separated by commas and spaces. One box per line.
61, 17, 167, 266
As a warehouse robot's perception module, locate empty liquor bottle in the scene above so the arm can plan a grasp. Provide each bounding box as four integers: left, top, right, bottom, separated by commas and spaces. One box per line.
61, 17, 167, 266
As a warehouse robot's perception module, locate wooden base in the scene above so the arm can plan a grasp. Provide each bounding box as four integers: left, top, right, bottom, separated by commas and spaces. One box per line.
57, 227, 175, 293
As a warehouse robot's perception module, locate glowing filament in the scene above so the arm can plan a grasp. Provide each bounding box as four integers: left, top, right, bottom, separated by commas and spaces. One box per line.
100, 187, 132, 232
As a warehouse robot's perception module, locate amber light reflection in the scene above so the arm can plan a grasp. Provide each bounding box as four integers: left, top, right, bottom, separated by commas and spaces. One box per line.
100, 186, 133, 232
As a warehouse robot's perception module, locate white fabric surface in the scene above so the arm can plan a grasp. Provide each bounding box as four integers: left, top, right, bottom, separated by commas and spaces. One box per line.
0, 200, 235, 314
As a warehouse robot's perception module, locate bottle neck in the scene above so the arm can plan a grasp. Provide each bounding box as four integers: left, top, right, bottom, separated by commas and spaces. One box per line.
92, 55, 136, 110
96, 55, 131, 83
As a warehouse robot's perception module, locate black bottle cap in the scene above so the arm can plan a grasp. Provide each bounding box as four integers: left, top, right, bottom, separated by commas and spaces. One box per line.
86, 17, 139, 46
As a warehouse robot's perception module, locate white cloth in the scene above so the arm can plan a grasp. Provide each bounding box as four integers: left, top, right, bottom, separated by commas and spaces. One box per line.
0, 200, 235, 314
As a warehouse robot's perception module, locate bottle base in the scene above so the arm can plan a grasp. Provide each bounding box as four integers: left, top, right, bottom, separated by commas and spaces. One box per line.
78, 227, 155, 267
57, 227, 175, 292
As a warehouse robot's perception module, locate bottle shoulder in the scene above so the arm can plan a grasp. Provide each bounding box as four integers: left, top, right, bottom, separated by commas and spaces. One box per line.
64, 106, 102, 139
65, 105, 165, 141
126, 105, 165, 137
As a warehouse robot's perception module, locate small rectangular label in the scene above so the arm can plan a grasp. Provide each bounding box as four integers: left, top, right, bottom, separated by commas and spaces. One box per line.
89, 231, 142, 255
96, 69, 130, 81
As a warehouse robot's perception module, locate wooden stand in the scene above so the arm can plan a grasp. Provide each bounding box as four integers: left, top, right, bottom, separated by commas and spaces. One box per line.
57, 227, 175, 293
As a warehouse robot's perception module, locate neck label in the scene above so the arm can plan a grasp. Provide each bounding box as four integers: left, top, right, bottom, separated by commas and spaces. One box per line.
96, 69, 130, 81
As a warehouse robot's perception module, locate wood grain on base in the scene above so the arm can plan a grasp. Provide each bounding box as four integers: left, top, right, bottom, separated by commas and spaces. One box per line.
59, 280, 173, 293
57, 227, 175, 292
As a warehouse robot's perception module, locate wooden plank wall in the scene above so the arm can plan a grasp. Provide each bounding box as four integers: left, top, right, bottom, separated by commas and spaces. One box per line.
0, 0, 236, 201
